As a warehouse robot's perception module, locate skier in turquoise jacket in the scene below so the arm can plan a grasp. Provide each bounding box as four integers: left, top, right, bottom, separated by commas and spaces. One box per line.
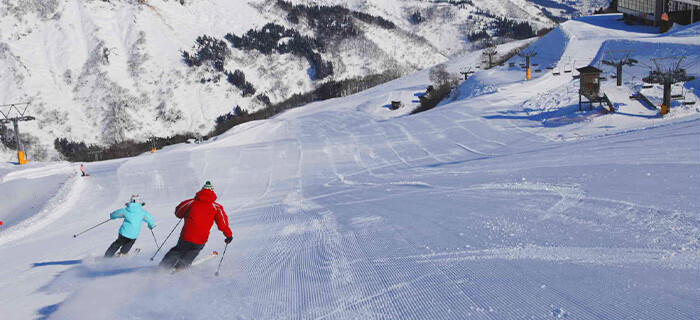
104, 195, 156, 258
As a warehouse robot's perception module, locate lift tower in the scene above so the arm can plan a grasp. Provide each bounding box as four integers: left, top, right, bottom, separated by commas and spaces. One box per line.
0, 103, 35, 165
517, 47, 538, 80
642, 57, 695, 116
601, 50, 637, 87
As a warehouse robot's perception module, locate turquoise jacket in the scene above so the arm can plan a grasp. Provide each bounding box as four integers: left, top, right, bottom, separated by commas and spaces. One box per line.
110, 203, 156, 239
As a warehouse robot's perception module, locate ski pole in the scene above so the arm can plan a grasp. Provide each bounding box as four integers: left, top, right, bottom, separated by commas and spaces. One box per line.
214, 243, 229, 276
73, 219, 111, 238
150, 219, 182, 261
150, 229, 159, 248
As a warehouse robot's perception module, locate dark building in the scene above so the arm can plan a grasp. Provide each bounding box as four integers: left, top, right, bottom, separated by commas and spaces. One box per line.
619, 0, 700, 31
577, 66, 603, 111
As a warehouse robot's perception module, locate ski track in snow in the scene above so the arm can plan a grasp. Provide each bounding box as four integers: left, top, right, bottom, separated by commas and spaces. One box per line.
472, 182, 586, 219
0, 174, 87, 248
0, 163, 75, 183
387, 246, 698, 270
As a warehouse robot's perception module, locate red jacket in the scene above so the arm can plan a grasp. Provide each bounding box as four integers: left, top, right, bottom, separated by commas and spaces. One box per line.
175, 189, 232, 245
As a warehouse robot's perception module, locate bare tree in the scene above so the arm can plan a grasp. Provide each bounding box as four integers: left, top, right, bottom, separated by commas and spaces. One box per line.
482, 40, 498, 69
429, 64, 458, 87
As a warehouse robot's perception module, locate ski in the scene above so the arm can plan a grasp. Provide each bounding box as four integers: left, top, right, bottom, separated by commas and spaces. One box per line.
94, 248, 141, 261
170, 251, 219, 273
117, 248, 140, 257
191, 250, 219, 267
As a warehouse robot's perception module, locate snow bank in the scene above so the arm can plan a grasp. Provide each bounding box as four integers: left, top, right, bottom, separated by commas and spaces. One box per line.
0, 172, 86, 247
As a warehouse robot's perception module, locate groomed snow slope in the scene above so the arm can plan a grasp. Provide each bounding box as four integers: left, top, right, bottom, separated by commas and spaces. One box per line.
0, 15, 699, 320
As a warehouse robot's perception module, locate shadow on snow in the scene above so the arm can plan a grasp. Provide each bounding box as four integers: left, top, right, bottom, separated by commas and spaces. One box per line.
36, 303, 61, 320
31, 260, 83, 268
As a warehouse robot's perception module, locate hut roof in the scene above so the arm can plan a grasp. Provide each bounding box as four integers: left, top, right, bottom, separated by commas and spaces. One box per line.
576, 66, 602, 74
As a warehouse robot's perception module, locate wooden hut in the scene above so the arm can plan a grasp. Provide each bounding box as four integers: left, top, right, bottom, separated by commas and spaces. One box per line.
577, 66, 603, 111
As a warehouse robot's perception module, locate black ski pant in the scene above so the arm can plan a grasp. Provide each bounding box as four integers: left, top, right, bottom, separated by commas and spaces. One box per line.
105, 234, 136, 257
159, 239, 204, 270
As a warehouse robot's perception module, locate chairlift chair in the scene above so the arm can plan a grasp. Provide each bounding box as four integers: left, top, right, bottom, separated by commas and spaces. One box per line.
683, 95, 697, 105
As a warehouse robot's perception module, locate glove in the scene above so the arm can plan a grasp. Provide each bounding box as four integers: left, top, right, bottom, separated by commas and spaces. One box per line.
225, 237, 233, 244
150, 225, 156, 230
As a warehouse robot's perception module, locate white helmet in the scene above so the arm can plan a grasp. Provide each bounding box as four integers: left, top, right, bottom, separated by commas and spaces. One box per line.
129, 195, 145, 205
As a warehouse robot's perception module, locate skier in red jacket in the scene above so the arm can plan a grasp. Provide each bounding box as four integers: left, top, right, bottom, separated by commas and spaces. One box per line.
159, 181, 232, 270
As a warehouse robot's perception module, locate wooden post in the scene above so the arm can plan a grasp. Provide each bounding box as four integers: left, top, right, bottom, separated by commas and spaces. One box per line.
579, 91, 582, 111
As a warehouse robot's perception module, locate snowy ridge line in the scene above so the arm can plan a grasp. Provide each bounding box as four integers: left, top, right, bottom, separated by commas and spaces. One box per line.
374, 246, 699, 270
0, 163, 75, 183
0, 174, 86, 247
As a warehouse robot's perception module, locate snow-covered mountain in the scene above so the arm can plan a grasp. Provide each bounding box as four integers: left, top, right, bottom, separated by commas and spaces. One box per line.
0, 14, 698, 320
0, 0, 590, 162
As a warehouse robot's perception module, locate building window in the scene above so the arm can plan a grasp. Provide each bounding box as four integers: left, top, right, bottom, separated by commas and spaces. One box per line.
619, 0, 656, 15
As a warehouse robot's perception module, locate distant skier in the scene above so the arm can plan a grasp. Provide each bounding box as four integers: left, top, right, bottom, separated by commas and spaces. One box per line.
159, 181, 232, 271
80, 164, 87, 177
104, 195, 156, 258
